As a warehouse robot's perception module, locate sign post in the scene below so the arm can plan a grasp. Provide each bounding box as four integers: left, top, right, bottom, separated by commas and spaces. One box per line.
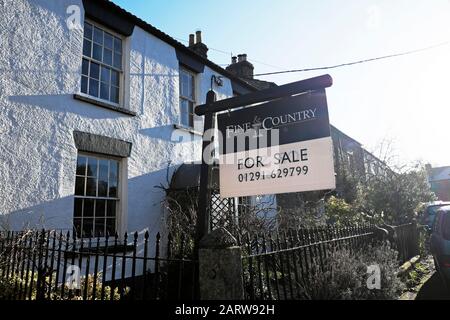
196, 90, 216, 243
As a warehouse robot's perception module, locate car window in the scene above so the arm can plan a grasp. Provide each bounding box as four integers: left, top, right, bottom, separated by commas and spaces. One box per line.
429, 205, 450, 215
443, 214, 450, 240
429, 206, 439, 215
434, 212, 442, 234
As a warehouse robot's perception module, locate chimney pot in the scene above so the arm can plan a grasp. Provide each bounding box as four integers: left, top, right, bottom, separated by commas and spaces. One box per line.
196, 30, 202, 44
189, 34, 195, 47
237, 54, 244, 62
231, 56, 237, 64
242, 54, 247, 61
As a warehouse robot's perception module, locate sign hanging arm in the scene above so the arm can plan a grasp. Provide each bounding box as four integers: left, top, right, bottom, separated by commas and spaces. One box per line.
195, 74, 333, 116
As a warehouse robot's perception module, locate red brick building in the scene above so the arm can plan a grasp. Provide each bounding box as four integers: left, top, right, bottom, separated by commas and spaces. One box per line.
426, 165, 450, 201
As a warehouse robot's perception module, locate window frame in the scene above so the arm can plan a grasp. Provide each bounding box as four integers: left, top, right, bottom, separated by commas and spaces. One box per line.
80, 19, 124, 107
73, 152, 123, 238
179, 67, 197, 129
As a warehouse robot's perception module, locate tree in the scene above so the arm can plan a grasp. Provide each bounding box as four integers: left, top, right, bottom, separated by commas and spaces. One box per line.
354, 162, 436, 225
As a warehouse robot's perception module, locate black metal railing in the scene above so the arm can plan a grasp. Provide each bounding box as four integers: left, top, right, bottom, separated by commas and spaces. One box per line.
240, 224, 380, 300
0, 230, 197, 300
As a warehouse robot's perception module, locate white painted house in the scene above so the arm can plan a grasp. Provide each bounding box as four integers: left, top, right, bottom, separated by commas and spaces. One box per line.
0, 0, 258, 239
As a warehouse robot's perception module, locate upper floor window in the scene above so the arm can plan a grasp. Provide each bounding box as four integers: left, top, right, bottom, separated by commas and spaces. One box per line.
74, 153, 120, 238
81, 21, 123, 105
179, 68, 196, 128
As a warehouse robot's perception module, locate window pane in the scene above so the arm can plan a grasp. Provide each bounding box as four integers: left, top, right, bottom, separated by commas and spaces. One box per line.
179, 98, 186, 110
81, 59, 89, 76
100, 66, 110, 83
180, 99, 190, 127
81, 76, 88, 94
180, 111, 189, 127
96, 199, 106, 217
93, 43, 102, 61
86, 178, 97, 196
74, 218, 82, 237
87, 157, 98, 177
89, 62, 99, 79
84, 199, 95, 217
109, 182, 118, 198
103, 48, 112, 66
109, 161, 118, 182
113, 37, 122, 52
98, 160, 108, 196
82, 219, 93, 238
84, 22, 92, 40
110, 86, 119, 104
180, 72, 188, 96
98, 159, 108, 180
111, 70, 119, 86
98, 179, 108, 197
100, 82, 110, 101
76, 156, 87, 176
83, 39, 92, 57
95, 218, 105, 237
187, 75, 194, 99
113, 52, 122, 69
105, 218, 115, 236
93, 26, 103, 45
104, 33, 113, 49
109, 161, 118, 197
107, 200, 116, 217
180, 71, 194, 99
74, 198, 83, 217
189, 112, 194, 128
75, 177, 85, 196
88, 79, 99, 97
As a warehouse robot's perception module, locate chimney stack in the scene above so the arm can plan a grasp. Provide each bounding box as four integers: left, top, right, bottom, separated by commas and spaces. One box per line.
226, 53, 254, 79
188, 30, 208, 59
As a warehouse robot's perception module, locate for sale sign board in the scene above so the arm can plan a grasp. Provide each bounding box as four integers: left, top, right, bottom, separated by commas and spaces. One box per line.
217, 89, 336, 198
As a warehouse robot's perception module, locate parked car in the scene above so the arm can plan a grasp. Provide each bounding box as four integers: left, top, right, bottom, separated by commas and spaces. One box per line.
430, 206, 450, 291
423, 201, 450, 229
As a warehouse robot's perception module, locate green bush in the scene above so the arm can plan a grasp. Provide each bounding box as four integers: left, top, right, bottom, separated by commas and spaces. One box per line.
325, 196, 360, 226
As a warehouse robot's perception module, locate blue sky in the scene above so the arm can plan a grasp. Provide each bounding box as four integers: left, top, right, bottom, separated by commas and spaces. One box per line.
112, 0, 450, 168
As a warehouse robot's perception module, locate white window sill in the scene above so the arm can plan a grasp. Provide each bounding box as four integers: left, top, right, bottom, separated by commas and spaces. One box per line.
173, 124, 203, 136
74, 93, 136, 116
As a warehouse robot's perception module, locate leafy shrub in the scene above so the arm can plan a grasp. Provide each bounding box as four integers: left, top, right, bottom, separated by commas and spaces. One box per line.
51, 274, 122, 300
325, 196, 383, 226
298, 242, 404, 300
0, 269, 122, 300
0, 271, 19, 299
